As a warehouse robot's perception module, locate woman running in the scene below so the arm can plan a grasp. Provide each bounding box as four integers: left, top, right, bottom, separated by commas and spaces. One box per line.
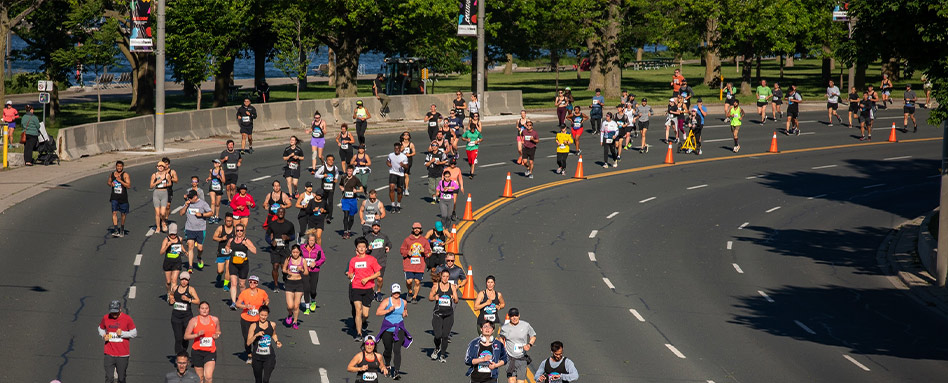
460, 124, 483, 179
295, 182, 317, 240
771, 83, 784, 120
169, 271, 198, 355
376, 284, 409, 380
305, 192, 328, 245
469, 112, 483, 133
723, 82, 736, 120
281, 245, 308, 329
307, 111, 327, 170
428, 269, 459, 362
568, 106, 587, 154
212, 213, 235, 290
435, 171, 460, 229
347, 336, 389, 382
439, 118, 459, 158
151, 161, 173, 232
160, 223, 187, 296
301, 232, 325, 315
473, 275, 505, 331
207, 159, 226, 223
184, 301, 220, 383
227, 224, 258, 308
425, 221, 451, 282
515, 110, 528, 164
337, 123, 356, 173
282, 136, 304, 197
230, 184, 255, 227
351, 145, 372, 192
555, 90, 569, 125
600, 113, 619, 168
339, 166, 365, 239
247, 305, 282, 383
881, 74, 893, 108
398, 131, 416, 195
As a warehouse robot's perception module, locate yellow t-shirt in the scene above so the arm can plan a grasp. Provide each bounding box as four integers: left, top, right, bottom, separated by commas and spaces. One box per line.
555, 132, 574, 153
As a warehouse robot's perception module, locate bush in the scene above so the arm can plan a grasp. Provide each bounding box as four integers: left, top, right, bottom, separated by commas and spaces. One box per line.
4, 72, 49, 95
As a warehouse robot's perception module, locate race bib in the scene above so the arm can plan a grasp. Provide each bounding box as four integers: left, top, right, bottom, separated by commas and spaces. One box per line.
234, 251, 247, 259
306, 258, 316, 267
371, 239, 385, 249
484, 313, 496, 322
448, 279, 456, 285
289, 264, 299, 273
573, 121, 581, 128
549, 372, 562, 380
773, 95, 779, 101
478, 350, 492, 373
758, 94, 766, 101
199, 337, 213, 348
362, 372, 378, 382
170, 244, 183, 254
514, 343, 524, 353
173, 301, 188, 311
311, 127, 322, 138
344, 191, 355, 199
188, 208, 199, 216
242, 116, 250, 123
340, 143, 349, 149
256, 345, 270, 355
302, 194, 314, 205
274, 238, 285, 247
211, 180, 222, 191
108, 332, 123, 343
428, 121, 437, 127
112, 181, 122, 194
605, 138, 613, 144
256, 335, 272, 355
220, 248, 231, 255
467, 141, 476, 148
288, 162, 299, 170
365, 213, 375, 222
410, 256, 421, 265
433, 245, 444, 253
323, 183, 333, 190
438, 295, 451, 306
558, 144, 566, 150
248, 308, 258, 317
157, 180, 167, 188
226, 163, 237, 170
355, 261, 367, 269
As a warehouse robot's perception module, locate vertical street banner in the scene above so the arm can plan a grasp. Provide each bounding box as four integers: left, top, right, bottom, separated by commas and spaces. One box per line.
130, 0, 153, 52
457, 0, 477, 37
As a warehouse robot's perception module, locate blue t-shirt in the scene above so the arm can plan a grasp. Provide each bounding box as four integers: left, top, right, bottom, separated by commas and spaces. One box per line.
692, 105, 707, 125
590, 96, 605, 117
384, 298, 404, 331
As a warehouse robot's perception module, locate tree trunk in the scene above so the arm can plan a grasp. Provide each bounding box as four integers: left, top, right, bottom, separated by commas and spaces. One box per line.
253, 44, 267, 88
333, 38, 360, 97
779, 55, 785, 79
636, 47, 643, 61
599, 1, 622, 99
327, 48, 336, 87
755, 56, 761, 82
213, 57, 235, 107
854, 61, 867, 89
47, 71, 60, 121
785, 55, 794, 67
576, 55, 582, 80
196, 84, 202, 110
736, 55, 741, 73
132, 52, 155, 114
740, 54, 753, 95
503, 53, 513, 75
881, 56, 899, 80
702, 17, 721, 87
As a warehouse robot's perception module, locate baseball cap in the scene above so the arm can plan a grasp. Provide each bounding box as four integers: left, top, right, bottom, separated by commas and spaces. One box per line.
411, 222, 422, 229
238, 184, 248, 190
5, 100, 11, 105
508, 307, 520, 317
697, 97, 704, 103
391, 283, 402, 293
212, 158, 221, 163
669, 98, 676, 102
168, 222, 178, 234
565, 87, 571, 91
248, 275, 260, 282
179, 271, 191, 280
187, 190, 199, 199
304, 181, 313, 188
356, 100, 364, 105
372, 222, 381, 227
435, 221, 444, 231
109, 300, 121, 313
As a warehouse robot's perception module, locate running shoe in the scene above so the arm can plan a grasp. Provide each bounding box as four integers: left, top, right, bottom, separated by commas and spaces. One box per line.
285, 317, 293, 326
529, 173, 534, 179
577, 149, 582, 155
439, 356, 447, 363
292, 322, 299, 330
116, 231, 124, 238
303, 308, 311, 315
612, 163, 618, 168
430, 200, 437, 205
375, 292, 384, 302
188, 268, 194, 274
734, 145, 741, 153
197, 260, 204, 270
309, 302, 316, 311
246, 358, 252, 365
404, 189, 410, 196
431, 350, 439, 360
229, 303, 237, 311
355, 335, 364, 342
602, 164, 609, 168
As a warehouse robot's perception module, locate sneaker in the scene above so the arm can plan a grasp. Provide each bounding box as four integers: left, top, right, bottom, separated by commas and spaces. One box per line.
439, 356, 447, 363
375, 292, 384, 302
828, 123, 833, 127
404, 190, 410, 196
188, 268, 194, 274
859, 136, 867, 141
431, 350, 439, 360
197, 260, 204, 270
116, 231, 125, 238
392, 371, 401, 380
577, 149, 582, 155
355, 336, 364, 342
246, 358, 252, 365
529, 173, 534, 179
272, 284, 280, 293
914, 125, 918, 133
795, 129, 800, 136
292, 322, 299, 330
451, 212, 457, 221
248, 147, 255, 154
303, 308, 311, 315
603, 164, 609, 168
223, 284, 230, 292
285, 317, 293, 326
733, 145, 740, 153
229, 303, 237, 311
310, 302, 317, 311
429, 200, 437, 205
867, 135, 872, 141
698, 149, 702, 155
612, 163, 618, 168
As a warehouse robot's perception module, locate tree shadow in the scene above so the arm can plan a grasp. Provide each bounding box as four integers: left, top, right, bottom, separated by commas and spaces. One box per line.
734, 225, 890, 276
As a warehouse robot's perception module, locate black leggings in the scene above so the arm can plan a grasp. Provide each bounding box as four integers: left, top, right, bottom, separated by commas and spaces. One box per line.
355, 121, 368, 145
322, 191, 335, 219
252, 356, 276, 383
343, 210, 355, 232
303, 270, 320, 302
432, 312, 454, 355
240, 319, 253, 357
381, 329, 407, 371
591, 117, 602, 133
171, 315, 192, 355
298, 216, 310, 238
603, 143, 617, 164
692, 126, 703, 149
556, 152, 568, 170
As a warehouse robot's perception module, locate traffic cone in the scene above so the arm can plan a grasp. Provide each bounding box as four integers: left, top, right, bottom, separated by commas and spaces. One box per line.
573, 155, 586, 179
664, 143, 675, 164
462, 194, 475, 221
501, 172, 514, 198
461, 265, 477, 300
768, 132, 779, 153
888, 123, 898, 142
446, 225, 459, 253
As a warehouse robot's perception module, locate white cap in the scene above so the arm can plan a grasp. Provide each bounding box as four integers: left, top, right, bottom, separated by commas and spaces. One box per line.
391, 283, 402, 293
669, 98, 676, 102
5, 100, 11, 105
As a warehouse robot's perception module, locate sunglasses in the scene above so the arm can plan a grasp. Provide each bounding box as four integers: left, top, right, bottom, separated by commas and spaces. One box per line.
249, 281, 258, 284
236, 229, 244, 232
365, 341, 376, 345
446, 259, 455, 262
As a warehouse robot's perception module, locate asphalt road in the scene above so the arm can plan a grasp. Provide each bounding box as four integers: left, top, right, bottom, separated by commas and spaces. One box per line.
0, 105, 944, 382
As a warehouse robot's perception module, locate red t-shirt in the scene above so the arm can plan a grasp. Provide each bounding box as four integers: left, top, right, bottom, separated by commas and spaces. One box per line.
231, 193, 255, 217
99, 313, 136, 357
522, 129, 539, 149
400, 235, 432, 273
348, 254, 382, 289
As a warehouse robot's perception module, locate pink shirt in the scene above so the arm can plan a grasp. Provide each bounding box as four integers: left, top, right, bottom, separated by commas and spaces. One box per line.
301, 243, 326, 271
348, 254, 381, 289
230, 193, 255, 217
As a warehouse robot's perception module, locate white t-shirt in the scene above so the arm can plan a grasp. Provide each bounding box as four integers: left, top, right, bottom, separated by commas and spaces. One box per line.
826, 86, 840, 103
388, 152, 408, 176
468, 101, 480, 114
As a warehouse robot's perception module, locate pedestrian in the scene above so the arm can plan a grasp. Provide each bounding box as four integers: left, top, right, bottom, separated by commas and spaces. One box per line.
160, 223, 187, 296
353, 100, 371, 145
880, 73, 894, 108
365, 223, 393, 301
786, 84, 803, 135
554, 124, 572, 175
211, 213, 235, 290
376, 283, 411, 380
514, 110, 528, 164
108, 161, 131, 237
534, 341, 579, 382
454, 91, 469, 124
474, 275, 505, 330
296, 182, 318, 240
826, 80, 843, 126
374, 74, 391, 116
220, 140, 242, 204
266, 208, 296, 291
98, 300, 137, 383
755, 79, 772, 124
903, 84, 918, 132
692, 98, 707, 155
348, 237, 382, 341
20, 105, 39, 166
230, 184, 255, 227
429, 268, 459, 362
600, 113, 618, 168
445, 158, 465, 219
227, 226, 260, 310
771, 83, 784, 120
859, 92, 875, 140
237, 98, 257, 153
670, 68, 684, 96
3, 100, 18, 149
729, 99, 744, 153
351, 144, 372, 191
469, 94, 481, 118
679, 80, 693, 109
847, 87, 860, 128
425, 104, 443, 141
635, 98, 653, 153
247, 305, 282, 383
313, 155, 340, 223
401, 222, 432, 302
307, 112, 327, 169
169, 271, 198, 355
500, 308, 537, 383
339, 166, 365, 239
337, 124, 356, 173
520, 121, 538, 178
360, 190, 386, 235
235, 275, 269, 363
386, 142, 409, 212
183, 301, 220, 382
425, 222, 451, 283
425, 142, 449, 204
723, 82, 736, 118
166, 352, 200, 383
589, 89, 604, 134
180, 190, 212, 273
465, 321, 508, 382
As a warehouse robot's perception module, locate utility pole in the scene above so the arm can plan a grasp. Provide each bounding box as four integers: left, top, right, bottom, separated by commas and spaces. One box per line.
475, 0, 485, 101
154, 0, 166, 152
846, 18, 855, 92
938, 120, 948, 286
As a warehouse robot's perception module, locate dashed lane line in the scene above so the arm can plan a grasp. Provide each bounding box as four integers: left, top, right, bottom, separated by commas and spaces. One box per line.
883, 155, 912, 161
133, 254, 142, 266
602, 278, 615, 290
128, 286, 136, 299
319, 368, 330, 383
145, 227, 156, 237
589, 230, 598, 238
687, 184, 709, 190
808, 193, 827, 200
588, 252, 596, 262
746, 175, 763, 179
765, 206, 781, 213
843, 355, 871, 371
480, 162, 506, 168
794, 320, 816, 335
811, 164, 837, 170
309, 330, 320, 345
639, 196, 656, 203
629, 309, 645, 322
607, 211, 619, 219
738, 222, 749, 230
862, 183, 885, 189
665, 344, 687, 359
726, 241, 733, 250
171, 206, 184, 215
758, 290, 775, 303
250, 175, 272, 182
732, 263, 744, 274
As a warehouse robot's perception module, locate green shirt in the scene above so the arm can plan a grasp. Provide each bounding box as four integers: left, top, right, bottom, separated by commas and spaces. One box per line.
21, 112, 40, 136
729, 108, 742, 126
756, 86, 772, 102
462, 130, 482, 151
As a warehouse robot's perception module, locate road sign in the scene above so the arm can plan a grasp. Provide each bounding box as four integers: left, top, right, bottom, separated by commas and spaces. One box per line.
832, 11, 848, 21
421, 68, 429, 80
39, 92, 50, 104
37, 80, 53, 91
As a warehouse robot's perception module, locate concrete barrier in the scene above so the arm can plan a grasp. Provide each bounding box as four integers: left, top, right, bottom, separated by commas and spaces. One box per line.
56, 90, 524, 160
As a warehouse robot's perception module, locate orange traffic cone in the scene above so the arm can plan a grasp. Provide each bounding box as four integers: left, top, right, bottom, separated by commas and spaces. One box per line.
573, 155, 586, 179
768, 132, 779, 153
501, 172, 514, 198
664, 143, 675, 164
461, 265, 477, 300
888, 123, 898, 142
446, 225, 459, 253
462, 193, 475, 221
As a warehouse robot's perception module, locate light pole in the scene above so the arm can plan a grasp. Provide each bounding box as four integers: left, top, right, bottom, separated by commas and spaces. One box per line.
475, 0, 485, 101
154, 0, 166, 152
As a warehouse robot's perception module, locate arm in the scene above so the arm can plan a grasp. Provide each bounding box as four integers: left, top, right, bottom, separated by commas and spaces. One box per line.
244, 239, 258, 254
245, 322, 259, 346
347, 353, 366, 372
473, 291, 487, 310
561, 358, 580, 381
428, 285, 439, 301
120, 173, 131, 188
183, 318, 200, 340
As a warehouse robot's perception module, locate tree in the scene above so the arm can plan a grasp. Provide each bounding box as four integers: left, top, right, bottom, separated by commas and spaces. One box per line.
586, 0, 625, 99
13, 0, 72, 121
246, 0, 277, 88
166, 0, 223, 109
54, 1, 120, 122
95, 0, 155, 114
268, 0, 318, 101
311, 0, 384, 97
0, 0, 48, 106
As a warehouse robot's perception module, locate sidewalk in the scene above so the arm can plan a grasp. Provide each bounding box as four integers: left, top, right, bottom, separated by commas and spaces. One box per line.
0, 113, 556, 214
877, 214, 948, 319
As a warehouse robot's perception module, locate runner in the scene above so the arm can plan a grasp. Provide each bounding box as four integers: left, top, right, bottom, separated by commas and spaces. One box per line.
436, 171, 461, 229
300, 232, 325, 314
168, 271, 201, 355
771, 83, 784, 120
670, 68, 684, 96
376, 284, 410, 380
442, 112, 461, 157
401, 222, 432, 303
867, 85, 880, 110
365, 222, 393, 301
314, 155, 341, 223
162, 158, 180, 225
374, 73, 391, 116
755, 79, 772, 124
281, 245, 308, 329
230, 184, 255, 227
108, 161, 131, 237
826, 80, 843, 126
348, 237, 383, 341
353, 100, 372, 145
183, 301, 220, 382
151, 160, 174, 233
211, 213, 235, 290
461, 124, 483, 179
425, 104, 443, 141
922, 74, 932, 107
166, 352, 200, 383
434, 253, 467, 288
180, 190, 212, 273
520, 121, 539, 178
674, 96, 687, 140
263, 180, 293, 232
881, 73, 894, 108
99, 300, 137, 383
515, 110, 528, 164
534, 341, 580, 382
729, 99, 744, 153
445, 158, 465, 220
589, 88, 604, 135
474, 275, 506, 330
554, 124, 573, 175
859, 92, 875, 141
454, 91, 469, 125
567, 106, 587, 154
237, 98, 258, 152
500, 308, 537, 383
360, 190, 387, 235
470, 112, 483, 133
398, 131, 416, 195
723, 82, 736, 119
337, 124, 356, 173
464, 321, 508, 382
351, 144, 372, 192
903, 84, 918, 132
206, 159, 225, 223
425, 141, 449, 204
346, 335, 389, 381
679, 80, 694, 110
282, 136, 305, 197
295, 182, 317, 241
266, 208, 296, 292
555, 90, 569, 125
235, 275, 269, 363
387, 142, 409, 211
848, 86, 860, 128
247, 305, 282, 383
161, 223, 187, 296
692, 98, 707, 155
614, 104, 630, 154
469, 94, 482, 121
220, 140, 242, 204
183, 176, 205, 202
304, 190, 328, 244
635, 98, 653, 153
227, 225, 260, 310
664, 97, 682, 143
3, 100, 17, 149
307, 111, 327, 169
340, 166, 366, 239
426, 221, 451, 283
429, 268, 459, 362
786, 84, 803, 135
600, 112, 619, 168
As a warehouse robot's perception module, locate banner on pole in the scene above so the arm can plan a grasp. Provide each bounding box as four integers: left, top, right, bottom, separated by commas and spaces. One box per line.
457, 0, 477, 37
130, 0, 153, 51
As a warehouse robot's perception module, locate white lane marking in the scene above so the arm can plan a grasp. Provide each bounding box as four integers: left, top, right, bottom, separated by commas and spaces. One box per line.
726, 241, 733, 250
145, 227, 156, 237
629, 309, 645, 322
703, 138, 733, 143
738, 222, 749, 230
319, 367, 330, 383
602, 278, 615, 290
128, 286, 136, 299
589, 230, 598, 238
171, 206, 184, 215
732, 263, 744, 274
843, 355, 871, 371
808, 193, 827, 200
687, 184, 709, 190
928, 174, 942, 178
546, 154, 557, 158
811, 164, 837, 170
309, 330, 320, 345
251, 175, 272, 182
480, 162, 506, 168
607, 211, 619, 219
884, 155, 912, 161
639, 196, 656, 203
765, 206, 781, 213
863, 183, 885, 189
375, 185, 390, 191
539, 136, 555, 141
746, 175, 763, 179
133, 254, 142, 266
588, 252, 597, 262
758, 290, 775, 303
665, 344, 687, 359
799, 131, 816, 135
420, 175, 428, 179
794, 320, 816, 335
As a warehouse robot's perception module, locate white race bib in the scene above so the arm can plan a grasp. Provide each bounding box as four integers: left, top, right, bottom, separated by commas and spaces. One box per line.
248, 308, 258, 317
112, 182, 123, 194
234, 251, 247, 259
289, 264, 299, 273
200, 336, 213, 348
344, 191, 355, 199
371, 239, 384, 249
305, 258, 315, 267
484, 313, 496, 322
256, 345, 270, 355
157, 180, 167, 188
558, 144, 566, 150
514, 343, 524, 353
605, 138, 613, 144
226, 163, 237, 170
288, 162, 299, 170
340, 143, 349, 149
355, 261, 367, 269
242, 116, 250, 123
362, 372, 378, 381
274, 238, 285, 247
211, 180, 222, 191
173, 302, 188, 311
410, 256, 421, 265
188, 208, 199, 216
428, 121, 437, 127
438, 295, 451, 306
323, 183, 333, 190
365, 213, 375, 222
171, 244, 183, 254
108, 332, 123, 343
467, 141, 476, 148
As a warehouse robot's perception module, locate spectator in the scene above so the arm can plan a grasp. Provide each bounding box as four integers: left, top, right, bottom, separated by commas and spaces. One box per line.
373, 74, 391, 116
21, 105, 40, 166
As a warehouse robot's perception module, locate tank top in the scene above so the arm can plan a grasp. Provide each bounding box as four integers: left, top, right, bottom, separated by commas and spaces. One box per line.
154, 172, 170, 190
166, 237, 184, 259
209, 169, 223, 193
109, 172, 128, 203
355, 107, 368, 119
266, 191, 285, 214
216, 226, 235, 255
729, 108, 742, 126
433, 283, 455, 316
311, 121, 324, 138
363, 200, 381, 224
383, 298, 404, 329
230, 237, 250, 264
478, 290, 501, 323
339, 132, 353, 150
251, 321, 276, 358
286, 256, 304, 277
428, 231, 447, 254
572, 114, 583, 129
401, 142, 412, 156
354, 153, 369, 167
543, 357, 571, 382
356, 351, 382, 382
191, 316, 217, 352
171, 285, 194, 319
517, 118, 527, 135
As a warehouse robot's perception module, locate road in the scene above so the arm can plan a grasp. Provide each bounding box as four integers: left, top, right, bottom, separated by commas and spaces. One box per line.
0, 106, 944, 382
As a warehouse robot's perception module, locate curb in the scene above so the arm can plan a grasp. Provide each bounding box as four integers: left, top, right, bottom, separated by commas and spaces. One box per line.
877, 215, 948, 320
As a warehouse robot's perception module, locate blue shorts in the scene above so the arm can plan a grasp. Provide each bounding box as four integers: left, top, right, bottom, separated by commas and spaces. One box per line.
185, 230, 205, 244
405, 271, 425, 281
110, 200, 129, 214
341, 197, 358, 213
216, 256, 229, 264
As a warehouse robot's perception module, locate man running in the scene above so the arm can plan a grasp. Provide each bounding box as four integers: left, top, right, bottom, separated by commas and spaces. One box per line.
425, 104, 443, 141
903, 84, 918, 132
266, 208, 296, 291
434, 253, 467, 289
670, 68, 684, 96
664, 97, 682, 143
283, 136, 305, 197
99, 300, 137, 383
212, 213, 235, 290
755, 79, 772, 124
314, 155, 341, 223
220, 140, 242, 204
237, 98, 258, 153
360, 189, 387, 235
425, 141, 449, 203
847, 87, 860, 128
365, 222, 393, 301
500, 308, 537, 383
534, 341, 580, 382
826, 80, 843, 126
387, 142, 409, 213
520, 121, 538, 178
180, 190, 212, 272
635, 98, 653, 153
589, 88, 604, 135
465, 322, 508, 382
786, 85, 803, 135
108, 161, 131, 237
348, 237, 382, 341
859, 92, 875, 140
400, 222, 431, 303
